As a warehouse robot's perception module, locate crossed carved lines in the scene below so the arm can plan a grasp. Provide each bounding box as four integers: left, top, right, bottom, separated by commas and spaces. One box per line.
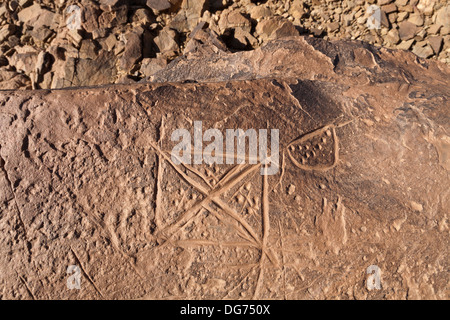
146, 119, 347, 299
148, 140, 280, 268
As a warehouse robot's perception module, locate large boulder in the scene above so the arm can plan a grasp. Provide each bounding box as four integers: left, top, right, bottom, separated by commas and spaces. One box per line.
0, 36, 449, 299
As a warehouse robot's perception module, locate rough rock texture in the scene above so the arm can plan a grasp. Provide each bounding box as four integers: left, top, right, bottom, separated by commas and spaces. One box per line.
1, 0, 450, 91
0, 37, 449, 300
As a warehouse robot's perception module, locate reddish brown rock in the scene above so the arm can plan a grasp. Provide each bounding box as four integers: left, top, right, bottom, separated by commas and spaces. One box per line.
140, 57, 168, 77
119, 32, 142, 72
79, 40, 99, 60
51, 50, 117, 88
169, 0, 207, 32
435, 5, 450, 28
428, 35, 443, 54
256, 18, 299, 42
0, 37, 449, 300
218, 11, 252, 34
381, 3, 398, 14
98, 4, 128, 29
81, 3, 101, 33
327, 21, 340, 33
146, 0, 172, 12
0, 68, 30, 90
0, 24, 15, 43
413, 43, 434, 58
154, 27, 179, 54
99, 0, 121, 11
399, 21, 418, 40
17, 3, 55, 29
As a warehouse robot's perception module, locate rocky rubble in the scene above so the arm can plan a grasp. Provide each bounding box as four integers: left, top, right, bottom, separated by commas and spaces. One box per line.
0, 0, 449, 90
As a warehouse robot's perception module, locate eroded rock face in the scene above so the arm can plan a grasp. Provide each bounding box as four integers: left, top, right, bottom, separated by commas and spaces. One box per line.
149, 35, 450, 85
0, 37, 449, 300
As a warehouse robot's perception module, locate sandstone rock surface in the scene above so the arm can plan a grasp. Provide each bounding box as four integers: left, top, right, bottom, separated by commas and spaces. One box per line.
2, 0, 450, 91
0, 37, 449, 300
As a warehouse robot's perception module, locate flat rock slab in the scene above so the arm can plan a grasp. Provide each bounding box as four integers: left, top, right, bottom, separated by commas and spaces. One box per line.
0, 37, 449, 300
